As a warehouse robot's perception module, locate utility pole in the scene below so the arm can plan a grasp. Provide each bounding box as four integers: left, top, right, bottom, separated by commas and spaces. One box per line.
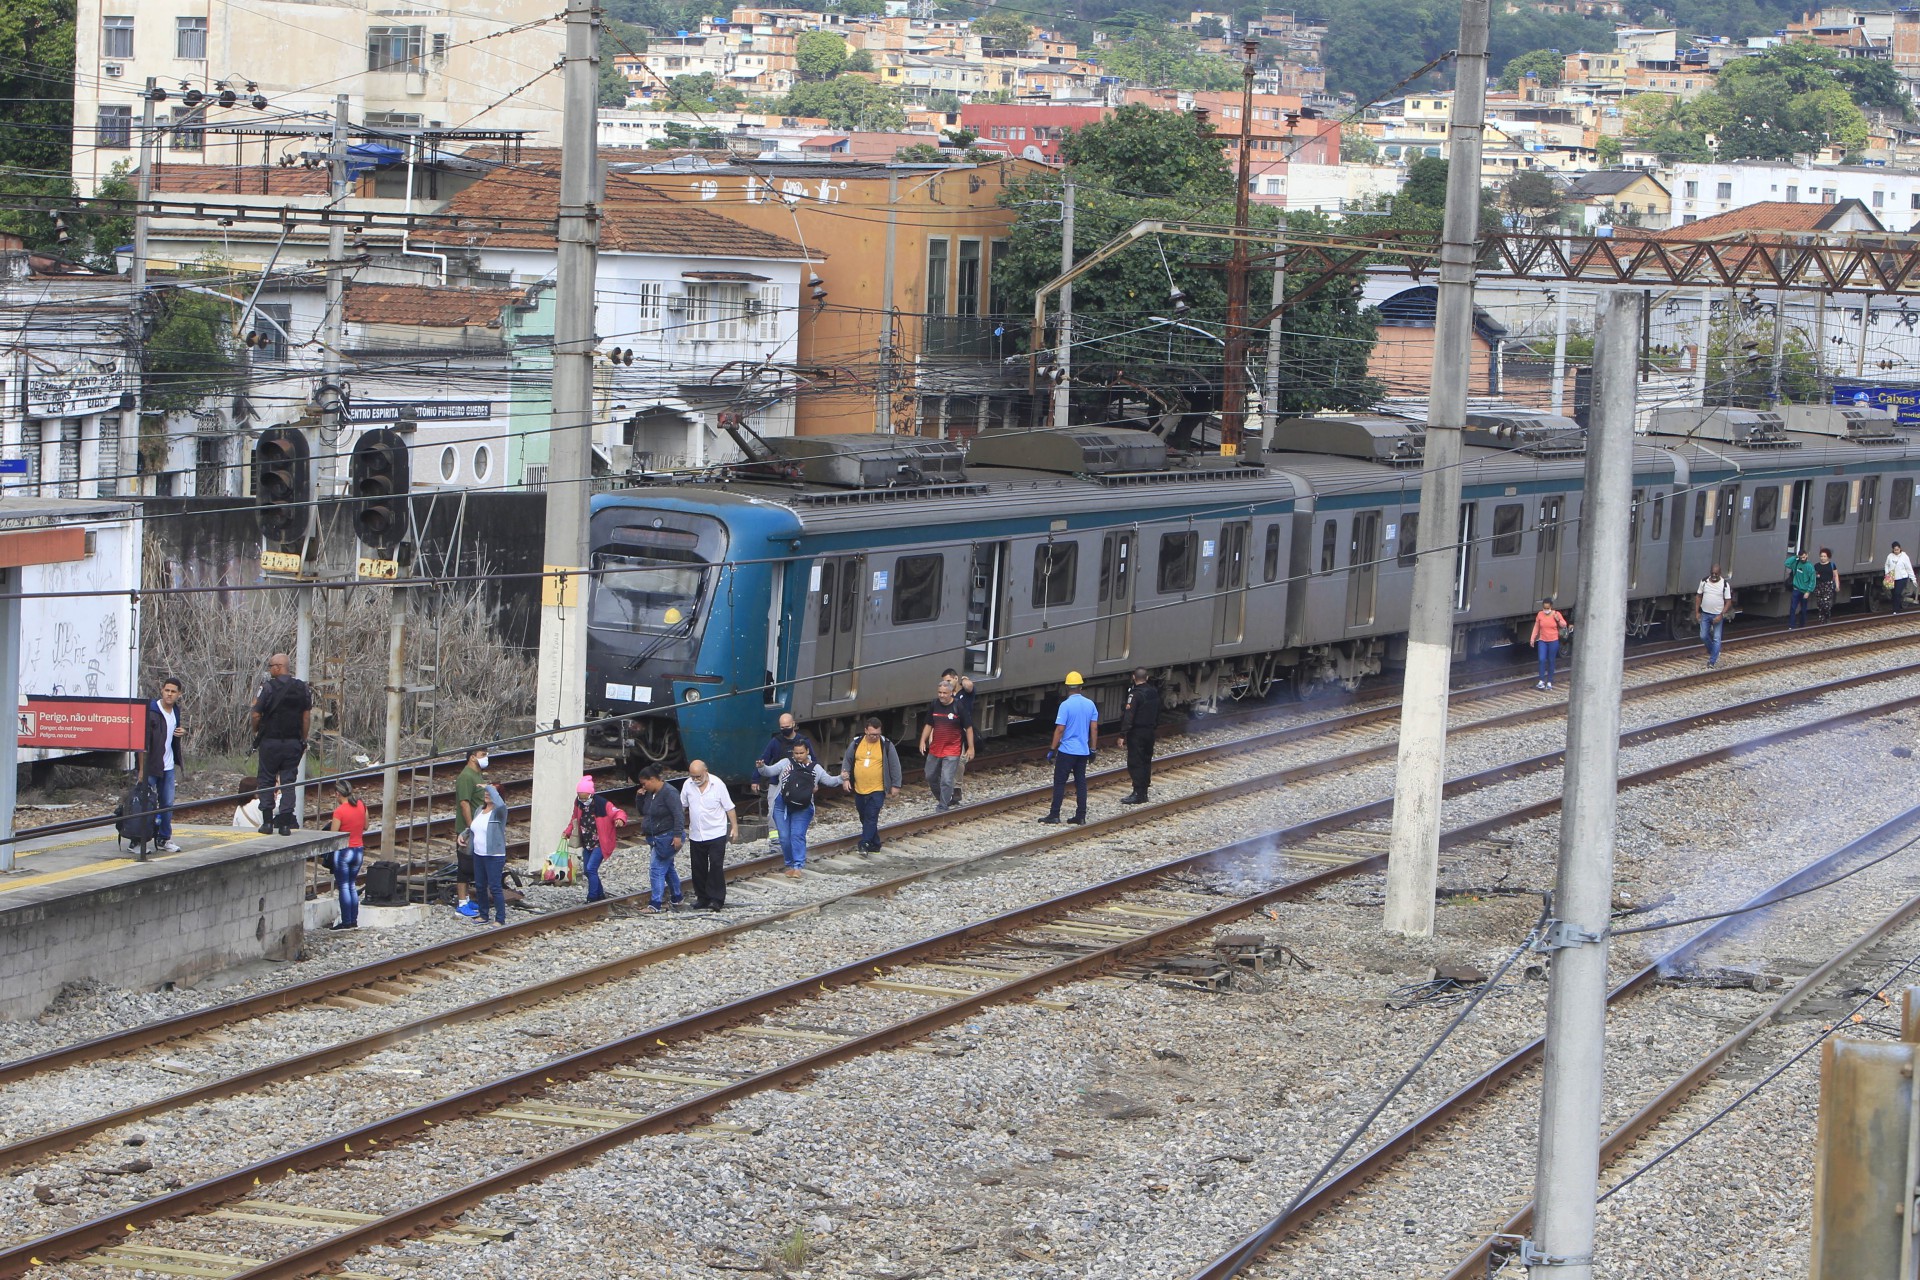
1053, 174, 1074, 429
379, 577, 406, 845
1549, 287, 1569, 416
127, 79, 157, 497
879, 174, 897, 434
1381, 0, 1490, 937
1527, 288, 1643, 1280
1260, 241, 1285, 441
1768, 288, 1789, 403
530, 0, 603, 869
294, 93, 350, 823
1218, 38, 1259, 458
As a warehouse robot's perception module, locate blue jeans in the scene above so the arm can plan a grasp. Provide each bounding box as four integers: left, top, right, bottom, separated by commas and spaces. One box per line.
648, 832, 683, 906
582, 845, 606, 901
151, 768, 175, 843
853, 790, 885, 850
332, 845, 363, 926
1700, 610, 1725, 664
1536, 639, 1560, 685
1048, 752, 1089, 820
1789, 590, 1809, 628
472, 853, 507, 924
776, 802, 815, 868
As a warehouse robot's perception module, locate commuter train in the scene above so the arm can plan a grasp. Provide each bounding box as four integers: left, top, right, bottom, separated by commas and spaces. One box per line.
583, 404, 1920, 778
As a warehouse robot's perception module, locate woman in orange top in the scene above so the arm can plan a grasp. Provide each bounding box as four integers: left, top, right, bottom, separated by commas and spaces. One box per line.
1530, 597, 1568, 690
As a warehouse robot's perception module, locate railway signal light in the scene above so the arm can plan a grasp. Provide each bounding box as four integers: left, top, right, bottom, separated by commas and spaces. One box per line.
252, 427, 312, 552
348, 428, 410, 553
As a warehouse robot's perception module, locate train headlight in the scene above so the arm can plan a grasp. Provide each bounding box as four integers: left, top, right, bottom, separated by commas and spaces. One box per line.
683, 689, 702, 703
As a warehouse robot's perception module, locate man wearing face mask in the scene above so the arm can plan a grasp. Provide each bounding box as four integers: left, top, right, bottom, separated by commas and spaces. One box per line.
452, 745, 490, 918
750, 713, 815, 845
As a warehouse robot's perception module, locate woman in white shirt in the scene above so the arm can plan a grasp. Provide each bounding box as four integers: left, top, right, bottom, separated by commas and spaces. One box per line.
1887, 542, 1915, 614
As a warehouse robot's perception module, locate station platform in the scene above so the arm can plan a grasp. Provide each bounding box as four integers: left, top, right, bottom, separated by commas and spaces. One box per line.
0, 823, 344, 1021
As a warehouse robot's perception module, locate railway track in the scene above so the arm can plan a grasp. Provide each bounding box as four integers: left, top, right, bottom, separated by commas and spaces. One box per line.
5, 649, 1920, 1277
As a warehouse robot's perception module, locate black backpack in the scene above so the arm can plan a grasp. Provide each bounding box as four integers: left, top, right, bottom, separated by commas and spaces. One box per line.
114, 778, 158, 850
779, 761, 817, 809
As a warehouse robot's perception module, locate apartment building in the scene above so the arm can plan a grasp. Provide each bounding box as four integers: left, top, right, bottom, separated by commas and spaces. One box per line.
1670, 160, 1920, 228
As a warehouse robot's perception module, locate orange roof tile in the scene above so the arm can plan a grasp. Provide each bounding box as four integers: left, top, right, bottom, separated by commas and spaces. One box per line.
149, 163, 332, 195
1657, 199, 1884, 239
344, 284, 522, 328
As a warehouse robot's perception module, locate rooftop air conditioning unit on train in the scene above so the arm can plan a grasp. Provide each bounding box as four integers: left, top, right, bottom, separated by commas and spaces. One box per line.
967, 427, 1168, 476
762, 433, 968, 489
1269, 415, 1426, 467
1647, 407, 1796, 449
1780, 403, 1902, 444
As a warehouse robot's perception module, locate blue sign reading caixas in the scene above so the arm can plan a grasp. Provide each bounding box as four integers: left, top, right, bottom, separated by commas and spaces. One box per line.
1834, 384, 1920, 424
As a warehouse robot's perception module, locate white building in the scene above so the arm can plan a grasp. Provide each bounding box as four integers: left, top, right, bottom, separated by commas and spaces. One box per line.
1670, 160, 1920, 229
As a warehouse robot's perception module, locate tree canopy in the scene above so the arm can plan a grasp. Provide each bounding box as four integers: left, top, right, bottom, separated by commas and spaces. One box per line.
1498, 48, 1565, 91
794, 30, 849, 80
1626, 44, 1885, 163
1314, 0, 1611, 102
1091, 18, 1241, 91
655, 72, 747, 111
778, 77, 905, 130
972, 11, 1033, 54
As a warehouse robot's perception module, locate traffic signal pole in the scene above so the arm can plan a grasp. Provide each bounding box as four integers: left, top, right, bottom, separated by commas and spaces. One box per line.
529, 0, 602, 868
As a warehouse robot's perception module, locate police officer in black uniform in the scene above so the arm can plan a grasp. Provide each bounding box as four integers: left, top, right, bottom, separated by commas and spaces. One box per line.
250, 652, 313, 835
1118, 667, 1162, 805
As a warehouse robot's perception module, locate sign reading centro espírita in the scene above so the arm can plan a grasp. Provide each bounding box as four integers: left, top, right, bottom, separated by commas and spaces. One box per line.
344, 401, 492, 425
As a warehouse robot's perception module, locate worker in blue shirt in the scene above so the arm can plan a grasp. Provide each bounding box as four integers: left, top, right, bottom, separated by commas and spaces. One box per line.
1039, 671, 1099, 826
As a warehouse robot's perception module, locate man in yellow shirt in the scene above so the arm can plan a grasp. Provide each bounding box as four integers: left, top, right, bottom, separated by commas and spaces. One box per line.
839, 716, 902, 854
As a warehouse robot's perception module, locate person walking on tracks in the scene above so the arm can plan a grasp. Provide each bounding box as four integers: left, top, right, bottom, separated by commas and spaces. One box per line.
467, 782, 510, 926
918, 682, 974, 813
1118, 668, 1162, 805
1695, 565, 1734, 669
751, 713, 815, 846
451, 746, 488, 917
680, 760, 737, 910
1039, 672, 1098, 826
842, 717, 902, 852
1786, 549, 1816, 630
139, 677, 186, 853
326, 779, 367, 931
563, 775, 627, 904
1814, 547, 1843, 625
1530, 598, 1568, 690
250, 653, 312, 836
756, 741, 843, 876
1888, 542, 1916, 613
636, 765, 686, 912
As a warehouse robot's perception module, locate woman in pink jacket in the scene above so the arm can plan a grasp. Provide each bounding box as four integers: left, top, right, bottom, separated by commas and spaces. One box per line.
561, 775, 627, 902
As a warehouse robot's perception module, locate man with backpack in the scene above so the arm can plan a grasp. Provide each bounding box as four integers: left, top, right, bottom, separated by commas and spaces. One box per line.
841, 717, 902, 853
249, 652, 312, 835
756, 741, 844, 877
138, 677, 186, 853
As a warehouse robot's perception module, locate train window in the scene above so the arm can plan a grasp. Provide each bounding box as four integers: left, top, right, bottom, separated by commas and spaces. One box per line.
1894, 478, 1914, 522
1649, 492, 1665, 541
1398, 512, 1418, 566
1158, 532, 1198, 593
1490, 504, 1524, 556
1823, 482, 1849, 526
1693, 492, 1708, 538
817, 561, 836, 635
892, 554, 943, 624
1031, 542, 1078, 608
1752, 486, 1779, 532
590, 553, 707, 635
1319, 520, 1337, 573
1263, 524, 1281, 583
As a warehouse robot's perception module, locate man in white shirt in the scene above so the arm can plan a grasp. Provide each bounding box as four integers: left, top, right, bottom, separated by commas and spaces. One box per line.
1887, 542, 1915, 614
1694, 565, 1734, 669
680, 760, 738, 911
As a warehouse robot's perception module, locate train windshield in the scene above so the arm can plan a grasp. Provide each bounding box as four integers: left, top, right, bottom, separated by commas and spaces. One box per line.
589, 517, 726, 637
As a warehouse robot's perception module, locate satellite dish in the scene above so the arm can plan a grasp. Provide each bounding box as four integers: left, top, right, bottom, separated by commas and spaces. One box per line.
1023, 144, 1045, 161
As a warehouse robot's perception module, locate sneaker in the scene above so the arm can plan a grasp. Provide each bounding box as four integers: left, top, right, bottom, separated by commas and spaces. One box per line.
670, 898, 685, 910
784, 867, 803, 878
1545, 682, 1554, 690
1067, 815, 1087, 825
325, 920, 356, 931
1535, 680, 1546, 690
455, 900, 480, 918
766, 830, 780, 844
642, 904, 661, 914
709, 902, 725, 912
1120, 794, 1145, 805
1037, 815, 1061, 825
162, 841, 182, 853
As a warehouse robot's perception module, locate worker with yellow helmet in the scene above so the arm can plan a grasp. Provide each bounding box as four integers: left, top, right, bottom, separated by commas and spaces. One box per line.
1039, 670, 1099, 825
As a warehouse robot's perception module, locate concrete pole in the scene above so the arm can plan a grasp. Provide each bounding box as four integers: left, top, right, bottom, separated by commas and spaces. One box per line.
1857, 295, 1872, 378
1549, 287, 1569, 415
1261, 245, 1286, 442
1527, 288, 1642, 1280
379, 579, 406, 847
529, 0, 602, 871
1768, 287, 1789, 404
1381, 0, 1490, 938
1693, 289, 1712, 405
878, 174, 897, 435
0, 570, 16, 872
127, 79, 156, 497
1053, 174, 1074, 429
1218, 38, 1259, 457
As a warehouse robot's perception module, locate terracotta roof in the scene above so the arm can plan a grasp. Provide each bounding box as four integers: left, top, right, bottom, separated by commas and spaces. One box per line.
416, 168, 816, 260
1656, 199, 1885, 239
148, 163, 332, 195
344, 284, 522, 328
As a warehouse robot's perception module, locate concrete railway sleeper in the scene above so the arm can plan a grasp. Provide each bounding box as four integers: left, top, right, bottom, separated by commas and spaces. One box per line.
3, 689, 1920, 1278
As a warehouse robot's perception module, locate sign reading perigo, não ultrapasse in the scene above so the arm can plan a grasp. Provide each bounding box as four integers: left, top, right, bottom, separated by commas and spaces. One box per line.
26, 367, 126, 418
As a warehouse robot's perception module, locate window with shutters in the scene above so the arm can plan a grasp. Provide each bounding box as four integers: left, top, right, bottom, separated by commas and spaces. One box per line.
57, 421, 80, 498
635, 281, 662, 325
97, 416, 120, 497
925, 238, 949, 315
756, 285, 781, 342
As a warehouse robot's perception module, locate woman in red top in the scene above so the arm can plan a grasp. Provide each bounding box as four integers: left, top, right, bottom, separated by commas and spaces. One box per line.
1530, 597, 1568, 691
327, 779, 368, 931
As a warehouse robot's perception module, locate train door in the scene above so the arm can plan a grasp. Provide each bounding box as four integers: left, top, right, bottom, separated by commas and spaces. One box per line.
1856, 476, 1880, 567
817, 554, 863, 702
964, 542, 1006, 676
1788, 480, 1813, 554
1534, 494, 1565, 604
1096, 532, 1134, 662
1712, 484, 1740, 570
1214, 522, 1250, 646
1347, 510, 1381, 628
1453, 503, 1476, 611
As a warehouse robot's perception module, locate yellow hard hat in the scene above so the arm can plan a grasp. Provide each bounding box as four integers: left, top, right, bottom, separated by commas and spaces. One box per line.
1064, 671, 1084, 686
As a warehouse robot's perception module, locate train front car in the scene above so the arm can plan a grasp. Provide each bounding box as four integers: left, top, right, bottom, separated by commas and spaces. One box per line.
584, 491, 801, 779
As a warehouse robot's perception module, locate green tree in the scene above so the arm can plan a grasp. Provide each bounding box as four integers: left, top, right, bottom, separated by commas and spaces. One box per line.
1706, 307, 1821, 407
1594, 135, 1624, 165
973, 11, 1033, 53
894, 143, 950, 162
1498, 48, 1566, 91
795, 30, 849, 80
1340, 132, 1380, 164
649, 121, 728, 148
993, 105, 1381, 425
846, 47, 874, 72
139, 267, 240, 467
1400, 155, 1450, 208
659, 72, 746, 110
779, 77, 906, 129
1500, 169, 1562, 231
1624, 44, 1882, 162
927, 91, 963, 114
1195, 16, 1225, 39
1093, 18, 1241, 91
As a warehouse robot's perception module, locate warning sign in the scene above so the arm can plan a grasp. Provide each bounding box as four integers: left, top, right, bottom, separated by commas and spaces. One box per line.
19, 696, 144, 751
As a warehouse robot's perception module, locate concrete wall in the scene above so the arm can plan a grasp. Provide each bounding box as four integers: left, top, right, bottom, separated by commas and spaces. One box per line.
0, 831, 333, 1021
